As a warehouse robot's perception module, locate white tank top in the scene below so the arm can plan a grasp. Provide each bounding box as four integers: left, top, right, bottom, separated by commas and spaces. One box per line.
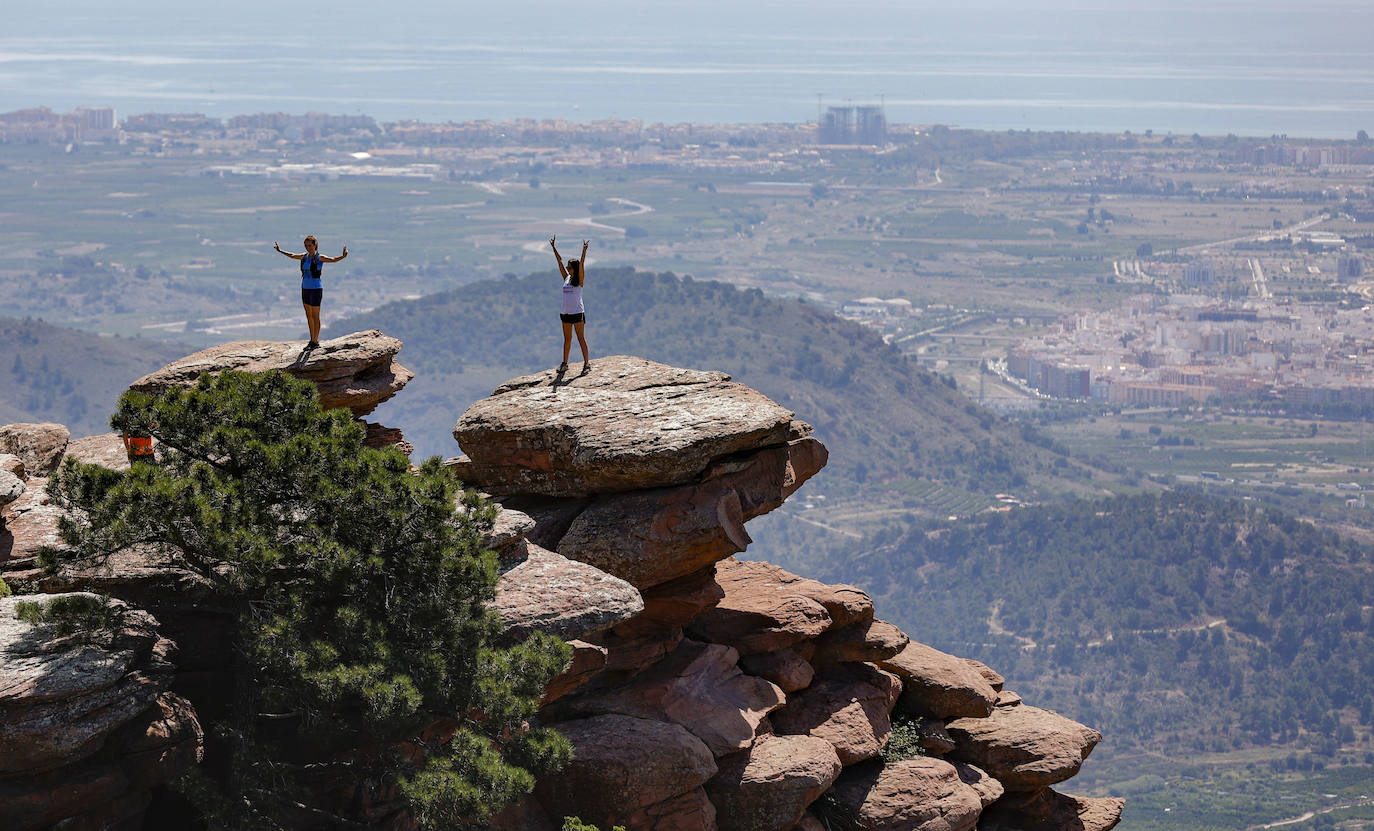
562, 279, 584, 314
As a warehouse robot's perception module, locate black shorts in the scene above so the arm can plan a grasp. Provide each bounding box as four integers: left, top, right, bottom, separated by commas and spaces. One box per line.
302, 288, 323, 307
560, 312, 585, 324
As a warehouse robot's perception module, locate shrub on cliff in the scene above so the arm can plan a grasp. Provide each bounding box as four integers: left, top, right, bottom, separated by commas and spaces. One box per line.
39, 370, 570, 829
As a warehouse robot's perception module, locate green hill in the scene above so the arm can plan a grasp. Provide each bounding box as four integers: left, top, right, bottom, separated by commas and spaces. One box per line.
0, 318, 187, 436
328, 268, 1106, 509
800, 492, 1374, 760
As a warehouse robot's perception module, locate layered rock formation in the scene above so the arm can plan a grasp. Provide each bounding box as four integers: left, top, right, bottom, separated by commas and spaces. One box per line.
129, 329, 415, 452
448, 357, 1122, 831
0, 342, 1122, 831
0, 593, 203, 831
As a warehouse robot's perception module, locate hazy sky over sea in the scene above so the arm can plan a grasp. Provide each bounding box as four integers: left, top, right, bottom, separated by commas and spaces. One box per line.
5, 0, 1373, 136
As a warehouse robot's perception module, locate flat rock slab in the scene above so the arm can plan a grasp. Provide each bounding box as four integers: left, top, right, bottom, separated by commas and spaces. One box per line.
979, 788, 1125, 831
705, 734, 841, 831
536, 714, 717, 827
452, 356, 804, 497
826, 758, 1001, 831
771, 663, 902, 766
490, 544, 643, 642
876, 641, 998, 720
946, 704, 1102, 791
128, 330, 412, 417
63, 434, 131, 472
688, 558, 873, 655
562, 639, 785, 757
0, 423, 69, 477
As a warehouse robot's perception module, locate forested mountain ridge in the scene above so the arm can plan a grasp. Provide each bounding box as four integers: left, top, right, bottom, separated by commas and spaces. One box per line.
328, 267, 1104, 503
800, 492, 1374, 759
0, 318, 186, 436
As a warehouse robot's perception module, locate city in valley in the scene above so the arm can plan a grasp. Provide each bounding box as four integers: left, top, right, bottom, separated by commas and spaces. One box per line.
5, 103, 1374, 521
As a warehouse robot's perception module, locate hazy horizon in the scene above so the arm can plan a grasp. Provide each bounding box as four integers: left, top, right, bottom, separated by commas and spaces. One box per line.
6, 0, 1374, 136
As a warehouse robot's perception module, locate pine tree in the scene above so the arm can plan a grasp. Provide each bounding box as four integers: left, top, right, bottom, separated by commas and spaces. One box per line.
40, 370, 570, 829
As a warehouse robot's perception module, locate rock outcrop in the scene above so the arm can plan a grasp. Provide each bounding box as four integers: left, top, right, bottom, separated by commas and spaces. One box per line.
1, 342, 1120, 831
449, 358, 1120, 831
0, 594, 202, 831
129, 329, 412, 418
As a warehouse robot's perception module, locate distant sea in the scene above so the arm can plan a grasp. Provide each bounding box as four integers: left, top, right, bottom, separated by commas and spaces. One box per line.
5, 0, 1374, 138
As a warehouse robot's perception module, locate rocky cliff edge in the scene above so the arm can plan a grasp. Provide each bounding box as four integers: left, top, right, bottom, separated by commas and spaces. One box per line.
0, 336, 1122, 831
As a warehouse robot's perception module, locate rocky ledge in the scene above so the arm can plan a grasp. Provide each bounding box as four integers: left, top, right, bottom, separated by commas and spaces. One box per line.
0, 343, 1122, 831
0, 593, 203, 831
129, 329, 413, 419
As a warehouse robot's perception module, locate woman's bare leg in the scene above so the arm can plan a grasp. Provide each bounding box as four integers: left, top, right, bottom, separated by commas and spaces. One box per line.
561, 321, 573, 366
305, 304, 322, 343
574, 321, 590, 366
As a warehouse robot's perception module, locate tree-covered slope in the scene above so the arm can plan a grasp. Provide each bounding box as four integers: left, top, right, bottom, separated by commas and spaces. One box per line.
804, 493, 1374, 757
0, 318, 186, 436
329, 268, 1100, 501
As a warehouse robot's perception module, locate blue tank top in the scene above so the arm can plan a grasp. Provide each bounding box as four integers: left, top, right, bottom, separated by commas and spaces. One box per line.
300, 254, 323, 290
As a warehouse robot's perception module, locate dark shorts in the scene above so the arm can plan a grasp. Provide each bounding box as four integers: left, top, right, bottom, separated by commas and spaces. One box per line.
302, 288, 323, 307
560, 312, 585, 324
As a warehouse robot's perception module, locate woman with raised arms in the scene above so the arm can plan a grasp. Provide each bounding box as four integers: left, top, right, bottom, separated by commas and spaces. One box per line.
550, 235, 591, 373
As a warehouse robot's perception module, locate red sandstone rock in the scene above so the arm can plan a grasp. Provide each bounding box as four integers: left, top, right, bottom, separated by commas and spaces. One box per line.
490, 544, 643, 642
554, 438, 827, 589
704, 734, 841, 831
623, 787, 718, 831
562, 640, 785, 757
541, 640, 608, 705
535, 714, 717, 827
812, 618, 910, 665
826, 758, 1000, 831
0, 477, 62, 570
978, 787, 1124, 831
128, 330, 413, 417
946, 704, 1102, 791
687, 558, 872, 655
452, 356, 804, 497
876, 641, 998, 720
996, 690, 1023, 708
0, 422, 69, 476
739, 646, 815, 693
62, 433, 131, 472
771, 663, 902, 766
964, 658, 1004, 691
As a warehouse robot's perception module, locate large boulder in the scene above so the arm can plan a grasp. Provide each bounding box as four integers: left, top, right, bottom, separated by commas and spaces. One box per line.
553, 438, 827, 589
62, 434, 131, 472
535, 714, 717, 828
561, 639, 785, 757
825, 758, 1001, 831
451, 356, 806, 497
739, 646, 815, 693
771, 663, 902, 766
0, 423, 69, 476
946, 704, 1102, 791
688, 558, 872, 655
979, 788, 1125, 831
876, 641, 998, 720
0, 469, 23, 507
812, 618, 910, 665
490, 544, 643, 642
128, 330, 412, 417
623, 787, 718, 831
705, 734, 841, 831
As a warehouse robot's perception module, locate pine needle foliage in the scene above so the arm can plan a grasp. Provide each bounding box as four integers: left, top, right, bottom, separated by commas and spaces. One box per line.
39, 370, 571, 829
